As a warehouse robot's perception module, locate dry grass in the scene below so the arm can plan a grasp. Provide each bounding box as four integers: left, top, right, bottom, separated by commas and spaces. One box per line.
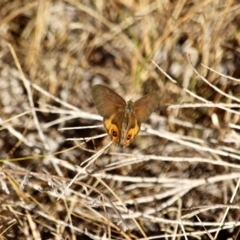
1, 0, 240, 239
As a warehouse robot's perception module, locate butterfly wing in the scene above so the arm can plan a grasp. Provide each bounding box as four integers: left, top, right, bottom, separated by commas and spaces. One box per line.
132, 92, 160, 123
91, 84, 126, 117
123, 112, 140, 148
123, 93, 159, 147
92, 84, 126, 145
104, 111, 125, 145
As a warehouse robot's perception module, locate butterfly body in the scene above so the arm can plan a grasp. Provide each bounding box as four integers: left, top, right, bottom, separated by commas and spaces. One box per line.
91, 84, 159, 147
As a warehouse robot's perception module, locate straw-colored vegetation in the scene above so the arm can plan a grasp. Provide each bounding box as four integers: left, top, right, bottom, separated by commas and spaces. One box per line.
1, 0, 240, 239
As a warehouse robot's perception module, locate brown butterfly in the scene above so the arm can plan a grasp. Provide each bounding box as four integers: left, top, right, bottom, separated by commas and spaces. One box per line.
91, 84, 160, 148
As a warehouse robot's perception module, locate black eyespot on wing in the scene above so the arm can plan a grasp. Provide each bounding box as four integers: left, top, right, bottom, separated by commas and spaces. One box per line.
127, 134, 131, 140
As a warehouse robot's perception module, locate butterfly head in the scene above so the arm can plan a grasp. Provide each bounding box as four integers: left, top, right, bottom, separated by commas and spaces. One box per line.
125, 100, 134, 114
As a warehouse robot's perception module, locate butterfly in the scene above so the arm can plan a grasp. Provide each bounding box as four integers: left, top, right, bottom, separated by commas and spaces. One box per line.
91, 84, 160, 148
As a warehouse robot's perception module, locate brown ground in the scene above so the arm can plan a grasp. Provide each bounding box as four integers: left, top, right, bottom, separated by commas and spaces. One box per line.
1, 0, 240, 239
